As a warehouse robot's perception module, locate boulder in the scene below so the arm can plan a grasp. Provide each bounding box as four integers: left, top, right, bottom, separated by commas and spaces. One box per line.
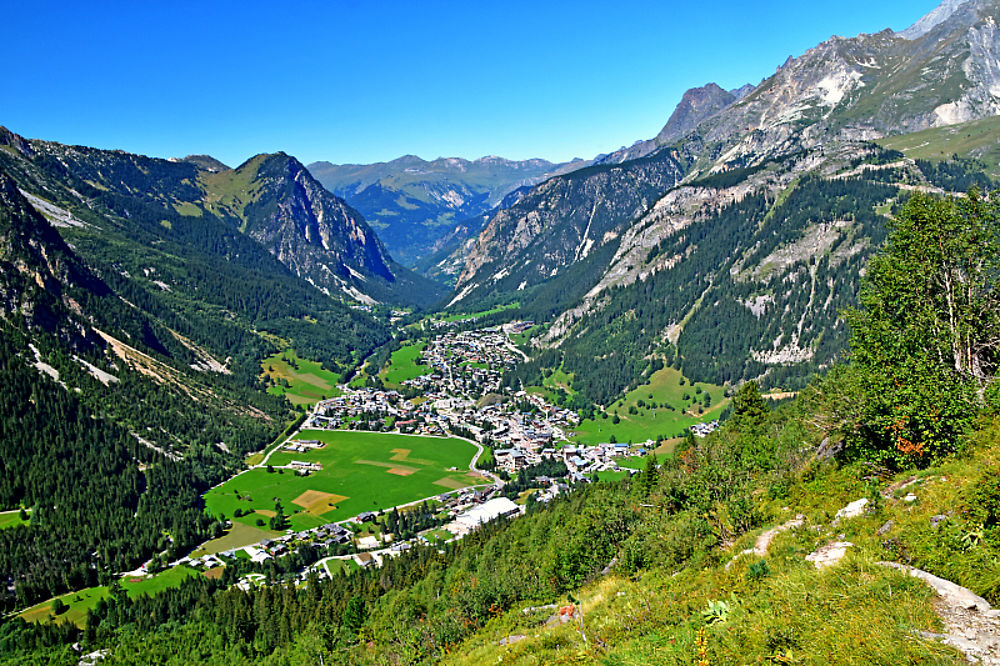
806, 541, 853, 568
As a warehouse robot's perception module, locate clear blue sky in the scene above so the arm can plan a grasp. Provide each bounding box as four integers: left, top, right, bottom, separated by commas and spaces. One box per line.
3, 0, 939, 167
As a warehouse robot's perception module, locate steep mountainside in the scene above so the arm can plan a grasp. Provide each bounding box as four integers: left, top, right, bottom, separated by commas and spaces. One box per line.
450, 154, 687, 308
0, 163, 298, 611
594, 82, 754, 166
0, 169, 109, 345
0, 127, 439, 309
201, 153, 443, 307
448, 0, 1000, 405
307, 155, 581, 265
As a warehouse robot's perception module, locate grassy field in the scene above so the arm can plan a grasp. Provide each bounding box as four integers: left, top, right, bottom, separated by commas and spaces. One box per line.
190, 521, 284, 557
543, 367, 576, 396
324, 558, 360, 577
435, 303, 519, 323
19, 566, 199, 627
571, 367, 730, 445
261, 349, 342, 406
205, 431, 481, 531
878, 116, 1000, 177
0, 509, 29, 530
381, 342, 430, 386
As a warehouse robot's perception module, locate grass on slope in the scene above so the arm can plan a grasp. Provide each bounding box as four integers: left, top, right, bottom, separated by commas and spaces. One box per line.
261, 349, 342, 406
571, 367, 730, 445
19, 566, 199, 628
380, 342, 430, 387
199, 155, 265, 224
0, 509, 29, 530
190, 521, 284, 557
878, 116, 1000, 178
205, 430, 480, 531
435, 303, 520, 323
441, 424, 1000, 666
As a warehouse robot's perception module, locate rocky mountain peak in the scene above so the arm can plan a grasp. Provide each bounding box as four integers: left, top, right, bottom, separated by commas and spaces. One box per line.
900, 0, 973, 39
179, 154, 230, 172
0, 126, 34, 158
655, 83, 739, 145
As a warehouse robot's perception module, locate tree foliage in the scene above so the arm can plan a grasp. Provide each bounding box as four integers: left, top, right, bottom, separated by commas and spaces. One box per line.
846, 191, 1000, 465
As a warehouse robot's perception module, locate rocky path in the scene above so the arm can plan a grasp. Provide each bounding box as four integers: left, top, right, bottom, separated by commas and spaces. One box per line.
879, 562, 1000, 665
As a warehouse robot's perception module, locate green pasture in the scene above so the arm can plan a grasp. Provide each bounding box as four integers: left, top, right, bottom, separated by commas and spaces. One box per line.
381, 343, 430, 386
261, 349, 342, 406
19, 566, 198, 627
324, 559, 360, 577
435, 303, 519, 323
0, 509, 29, 530
878, 115, 1000, 177
205, 431, 480, 531
570, 367, 729, 445
190, 521, 283, 557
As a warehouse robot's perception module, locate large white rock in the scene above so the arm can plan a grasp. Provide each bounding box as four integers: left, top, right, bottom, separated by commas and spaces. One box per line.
806, 541, 854, 569
833, 498, 869, 524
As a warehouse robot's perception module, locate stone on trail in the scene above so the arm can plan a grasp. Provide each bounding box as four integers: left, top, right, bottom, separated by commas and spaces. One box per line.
878, 562, 1000, 664
724, 515, 804, 571
805, 541, 853, 569
833, 498, 868, 524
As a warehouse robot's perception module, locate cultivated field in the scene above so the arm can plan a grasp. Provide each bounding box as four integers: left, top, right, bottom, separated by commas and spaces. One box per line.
570, 367, 730, 445
261, 349, 342, 406
205, 430, 481, 531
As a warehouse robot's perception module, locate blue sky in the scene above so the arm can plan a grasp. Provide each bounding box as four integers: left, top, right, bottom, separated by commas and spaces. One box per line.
3, 0, 939, 167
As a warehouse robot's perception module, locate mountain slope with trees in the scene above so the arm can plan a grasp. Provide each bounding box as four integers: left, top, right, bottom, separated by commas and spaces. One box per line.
444, 0, 1000, 408
6, 190, 1000, 665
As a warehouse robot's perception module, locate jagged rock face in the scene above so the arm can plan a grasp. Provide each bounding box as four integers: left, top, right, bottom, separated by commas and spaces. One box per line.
685, 0, 1000, 169
233, 154, 397, 302
454, 0, 1000, 305
0, 169, 105, 345
655, 83, 738, 145
0, 127, 442, 308
593, 82, 753, 166
900, 0, 974, 39
451, 154, 685, 304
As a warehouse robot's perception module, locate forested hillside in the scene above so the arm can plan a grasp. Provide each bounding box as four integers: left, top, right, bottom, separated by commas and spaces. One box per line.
0, 131, 399, 613
495, 152, 995, 410
440, 0, 1000, 412
0, 171, 284, 611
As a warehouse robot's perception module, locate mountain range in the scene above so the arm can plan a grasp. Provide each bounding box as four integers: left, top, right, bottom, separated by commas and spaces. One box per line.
307, 155, 587, 266
436, 0, 1000, 405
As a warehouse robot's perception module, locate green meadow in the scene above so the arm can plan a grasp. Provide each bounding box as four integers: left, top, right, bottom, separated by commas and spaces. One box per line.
205, 430, 481, 531
380, 342, 430, 387
19, 566, 199, 627
878, 115, 1000, 177
0, 509, 29, 530
570, 367, 730, 445
435, 303, 519, 323
261, 349, 342, 406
